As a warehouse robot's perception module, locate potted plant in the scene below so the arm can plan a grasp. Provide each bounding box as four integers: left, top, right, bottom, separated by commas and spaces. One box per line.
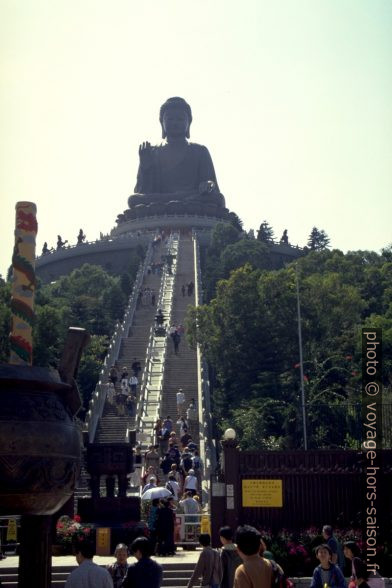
54, 515, 94, 555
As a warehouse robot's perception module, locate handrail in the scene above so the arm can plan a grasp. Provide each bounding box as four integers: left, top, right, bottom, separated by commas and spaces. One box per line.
135, 325, 155, 423
193, 230, 216, 502
84, 240, 154, 442
134, 233, 179, 449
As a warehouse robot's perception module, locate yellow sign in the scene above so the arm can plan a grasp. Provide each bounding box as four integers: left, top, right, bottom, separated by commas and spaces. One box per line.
6, 519, 17, 542
96, 528, 111, 556
200, 515, 211, 535
242, 479, 283, 507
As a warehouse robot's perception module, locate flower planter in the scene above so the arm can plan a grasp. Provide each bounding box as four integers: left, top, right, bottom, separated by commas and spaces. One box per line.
51, 544, 72, 556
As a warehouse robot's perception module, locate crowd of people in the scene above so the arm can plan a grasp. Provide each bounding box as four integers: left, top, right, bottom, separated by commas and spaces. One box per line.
106, 360, 142, 418
137, 287, 156, 307
134, 410, 203, 495
64, 523, 385, 588
105, 365, 203, 503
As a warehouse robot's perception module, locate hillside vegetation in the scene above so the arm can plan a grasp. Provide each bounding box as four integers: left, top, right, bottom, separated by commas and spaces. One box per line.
0, 255, 143, 413
187, 224, 392, 449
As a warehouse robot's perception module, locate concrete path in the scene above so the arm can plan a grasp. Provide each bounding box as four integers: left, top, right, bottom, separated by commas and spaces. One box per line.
0, 546, 201, 570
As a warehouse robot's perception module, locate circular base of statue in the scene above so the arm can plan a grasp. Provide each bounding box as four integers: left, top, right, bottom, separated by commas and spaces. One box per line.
112, 211, 230, 237
124, 191, 226, 223
0, 365, 81, 516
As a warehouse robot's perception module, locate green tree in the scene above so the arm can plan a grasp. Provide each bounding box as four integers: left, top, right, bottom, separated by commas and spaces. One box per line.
187, 246, 392, 449
33, 305, 64, 366
211, 222, 240, 254
227, 211, 243, 232
230, 399, 286, 450
77, 335, 109, 411
307, 227, 330, 250
220, 239, 271, 277
257, 220, 275, 243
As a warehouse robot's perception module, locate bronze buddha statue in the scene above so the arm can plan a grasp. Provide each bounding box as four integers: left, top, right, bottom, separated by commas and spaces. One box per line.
127, 97, 225, 215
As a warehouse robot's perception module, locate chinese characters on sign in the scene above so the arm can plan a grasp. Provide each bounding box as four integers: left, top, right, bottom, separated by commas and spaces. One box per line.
242, 479, 283, 507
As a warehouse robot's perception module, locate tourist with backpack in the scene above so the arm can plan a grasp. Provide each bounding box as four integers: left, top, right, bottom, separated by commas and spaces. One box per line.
187, 533, 222, 588
165, 473, 180, 501
219, 526, 242, 588
191, 450, 202, 473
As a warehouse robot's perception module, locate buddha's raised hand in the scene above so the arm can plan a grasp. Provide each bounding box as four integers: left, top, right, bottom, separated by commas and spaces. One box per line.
138, 141, 154, 169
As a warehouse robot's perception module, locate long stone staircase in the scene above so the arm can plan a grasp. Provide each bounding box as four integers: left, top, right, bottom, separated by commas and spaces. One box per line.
74, 242, 165, 500
94, 245, 163, 444
94, 268, 161, 444
161, 235, 199, 444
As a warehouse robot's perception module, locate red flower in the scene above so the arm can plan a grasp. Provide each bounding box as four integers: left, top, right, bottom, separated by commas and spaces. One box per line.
73, 514, 81, 523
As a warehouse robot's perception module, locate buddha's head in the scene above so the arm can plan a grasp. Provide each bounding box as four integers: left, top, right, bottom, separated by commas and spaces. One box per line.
159, 97, 192, 140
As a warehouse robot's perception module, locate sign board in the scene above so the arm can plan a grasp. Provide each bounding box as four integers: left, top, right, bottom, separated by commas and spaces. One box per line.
212, 482, 225, 497
226, 484, 234, 497
200, 515, 211, 535
226, 496, 235, 509
96, 527, 111, 556
6, 519, 17, 542
242, 479, 283, 507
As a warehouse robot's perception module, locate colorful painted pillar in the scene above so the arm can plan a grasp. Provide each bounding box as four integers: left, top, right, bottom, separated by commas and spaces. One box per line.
9, 201, 38, 366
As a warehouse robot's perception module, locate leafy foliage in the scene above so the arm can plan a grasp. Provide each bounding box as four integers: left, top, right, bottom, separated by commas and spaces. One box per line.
0, 262, 141, 414
307, 227, 330, 250
187, 247, 392, 449
257, 220, 275, 243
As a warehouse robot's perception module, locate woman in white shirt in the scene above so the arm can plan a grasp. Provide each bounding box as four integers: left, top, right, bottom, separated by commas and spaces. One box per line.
184, 469, 198, 496
176, 417, 188, 437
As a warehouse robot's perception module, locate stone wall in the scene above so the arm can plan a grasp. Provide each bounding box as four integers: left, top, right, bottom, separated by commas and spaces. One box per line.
35, 235, 150, 283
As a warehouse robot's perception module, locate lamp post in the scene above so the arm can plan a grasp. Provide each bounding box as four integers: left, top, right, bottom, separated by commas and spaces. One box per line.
223, 428, 236, 441
219, 427, 239, 539
296, 264, 308, 450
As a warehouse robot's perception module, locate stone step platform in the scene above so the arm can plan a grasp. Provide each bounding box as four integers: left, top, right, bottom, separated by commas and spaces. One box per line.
0, 558, 196, 587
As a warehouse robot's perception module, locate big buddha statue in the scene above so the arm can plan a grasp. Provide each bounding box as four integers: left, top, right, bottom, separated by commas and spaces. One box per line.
125, 97, 226, 220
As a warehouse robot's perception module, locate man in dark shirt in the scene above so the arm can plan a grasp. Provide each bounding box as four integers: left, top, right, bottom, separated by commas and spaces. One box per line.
322, 525, 345, 570
122, 536, 162, 588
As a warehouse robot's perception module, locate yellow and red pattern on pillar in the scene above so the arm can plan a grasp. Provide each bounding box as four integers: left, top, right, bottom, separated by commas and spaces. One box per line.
9, 202, 38, 365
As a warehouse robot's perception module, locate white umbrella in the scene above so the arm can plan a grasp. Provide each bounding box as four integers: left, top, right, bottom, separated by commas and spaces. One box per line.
141, 486, 172, 500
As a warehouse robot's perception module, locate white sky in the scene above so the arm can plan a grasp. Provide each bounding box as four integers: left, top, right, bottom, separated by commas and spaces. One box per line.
1, 0, 391, 277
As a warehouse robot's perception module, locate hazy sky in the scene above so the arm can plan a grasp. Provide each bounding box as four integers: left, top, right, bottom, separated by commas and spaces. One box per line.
1, 0, 391, 277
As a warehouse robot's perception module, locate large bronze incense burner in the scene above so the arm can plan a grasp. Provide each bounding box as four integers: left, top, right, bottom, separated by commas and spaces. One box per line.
0, 364, 81, 515
0, 202, 88, 587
